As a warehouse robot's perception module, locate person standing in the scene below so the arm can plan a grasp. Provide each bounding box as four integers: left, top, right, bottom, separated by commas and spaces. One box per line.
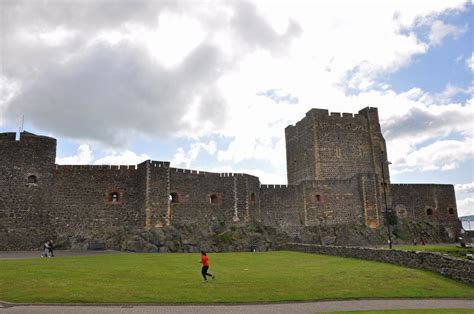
48, 240, 55, 257
41, 241, 50, 258
199, 251, 215, 282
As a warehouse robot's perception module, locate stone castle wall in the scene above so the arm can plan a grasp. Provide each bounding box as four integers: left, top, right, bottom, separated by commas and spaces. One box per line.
167, 167, 260, 226
0, 106, 461, 250
50, 165, 146, 242
391, 183, 461, 239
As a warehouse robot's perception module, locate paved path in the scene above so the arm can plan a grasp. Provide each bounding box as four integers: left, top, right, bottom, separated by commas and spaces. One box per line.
1, 299, 473, 313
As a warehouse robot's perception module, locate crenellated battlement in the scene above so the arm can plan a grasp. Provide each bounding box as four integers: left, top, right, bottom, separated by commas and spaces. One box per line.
55, 164, 139, 171
169, 166, 258, 179
149, 160, 170, 168
261, 184, 289, 189
286, 107, 372, 132
391, 183, 454, 188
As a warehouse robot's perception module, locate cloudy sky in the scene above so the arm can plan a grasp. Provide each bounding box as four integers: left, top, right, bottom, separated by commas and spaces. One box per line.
1, 0, 473, 216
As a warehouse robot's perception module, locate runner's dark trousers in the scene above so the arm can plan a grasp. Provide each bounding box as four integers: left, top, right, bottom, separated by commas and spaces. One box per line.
201, 266, 213, 280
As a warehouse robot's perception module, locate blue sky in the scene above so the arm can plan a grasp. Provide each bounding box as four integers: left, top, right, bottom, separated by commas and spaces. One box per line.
1, 0, 473, 216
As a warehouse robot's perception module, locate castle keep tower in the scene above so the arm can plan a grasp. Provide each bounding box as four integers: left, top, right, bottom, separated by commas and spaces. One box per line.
285, 107, 391, 228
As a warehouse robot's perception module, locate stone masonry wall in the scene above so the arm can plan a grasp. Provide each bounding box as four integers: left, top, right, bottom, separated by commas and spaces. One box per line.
301, 177, 364, 226
285, 108, 389, 229
260, 184, 303, 230
280, 243, 473, 284
169, 169, 260, 226
391, 183, 461, 240
0, 105, 462, 250
50, 165, 146, 242
146, 161, 170, 228
0, 132, 56, 250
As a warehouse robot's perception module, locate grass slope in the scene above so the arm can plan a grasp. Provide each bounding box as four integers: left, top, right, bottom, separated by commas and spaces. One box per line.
0, 251, 472, 304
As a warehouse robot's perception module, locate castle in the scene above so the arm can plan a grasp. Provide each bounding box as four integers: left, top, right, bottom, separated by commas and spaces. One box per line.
0, 107, 461, 250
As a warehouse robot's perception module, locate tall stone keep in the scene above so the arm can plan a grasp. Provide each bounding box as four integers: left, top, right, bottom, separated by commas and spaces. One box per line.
285, 107, 391, 228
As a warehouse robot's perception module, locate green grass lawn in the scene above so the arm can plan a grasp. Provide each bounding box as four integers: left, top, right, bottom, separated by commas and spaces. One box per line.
0, 251, 472, 304
394, 244, 473, 259
335, 310, 473, 314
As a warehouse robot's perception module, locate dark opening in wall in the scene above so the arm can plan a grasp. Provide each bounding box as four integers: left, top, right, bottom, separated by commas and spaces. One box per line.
210, 194, 218, 204
426, 208, 433, 216
448, 208, 454, 215
250, 193, 256, 202
110, 192, 119, 203
27, 175, 37, 184
311, 193, 322, 205
170, 192, 179, 203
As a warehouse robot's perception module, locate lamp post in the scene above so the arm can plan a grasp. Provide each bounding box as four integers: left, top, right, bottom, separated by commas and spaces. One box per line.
381, 159, 392, 249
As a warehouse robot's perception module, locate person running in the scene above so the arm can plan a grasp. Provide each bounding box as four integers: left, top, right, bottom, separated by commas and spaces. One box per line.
199, 251, 215, 282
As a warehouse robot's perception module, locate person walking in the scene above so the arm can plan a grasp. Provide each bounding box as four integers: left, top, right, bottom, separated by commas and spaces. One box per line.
41, 241, 50, 258
199, 251, 215, 282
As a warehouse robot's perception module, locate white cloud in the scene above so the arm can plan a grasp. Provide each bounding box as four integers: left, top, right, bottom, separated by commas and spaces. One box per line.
94, 151, 150, 166
456, 182, 474, 194
428, 20, 467, 46
390, 137, 473, 174
467, 53, 474, 71
1, 0, 471, 188
56, 144, 93, 165
208, 165, 286, 184
458, 197, 474, 217
57, 143, 150, 166
171, 141, 217, 168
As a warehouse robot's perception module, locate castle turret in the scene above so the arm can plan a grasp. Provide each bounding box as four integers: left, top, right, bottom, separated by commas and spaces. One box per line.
0, 131, 57, 249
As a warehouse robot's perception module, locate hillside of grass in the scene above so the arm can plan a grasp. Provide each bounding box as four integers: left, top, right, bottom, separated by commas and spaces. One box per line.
0, 251, 472, 303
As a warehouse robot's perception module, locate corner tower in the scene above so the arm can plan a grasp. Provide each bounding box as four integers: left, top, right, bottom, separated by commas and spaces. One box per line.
0, 131, 57, 249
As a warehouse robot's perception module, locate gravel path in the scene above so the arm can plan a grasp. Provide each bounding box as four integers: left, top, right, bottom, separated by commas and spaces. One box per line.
0, 299, 473, 313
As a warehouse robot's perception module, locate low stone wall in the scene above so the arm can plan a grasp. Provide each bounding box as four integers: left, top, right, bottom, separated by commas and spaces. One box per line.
279, 243, 473, 284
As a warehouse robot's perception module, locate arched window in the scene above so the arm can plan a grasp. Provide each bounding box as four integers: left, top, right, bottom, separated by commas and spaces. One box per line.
448, 208, 454, 215
210, 194, 218, 204
170, 192, 179, 203
110, 192, 119, 203
250, 193, 256, 202
28, 175, 37, 184
426, 208, 433, 216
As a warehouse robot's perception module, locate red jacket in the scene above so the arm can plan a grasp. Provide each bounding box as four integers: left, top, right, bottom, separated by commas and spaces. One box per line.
200, 255, 209, 266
